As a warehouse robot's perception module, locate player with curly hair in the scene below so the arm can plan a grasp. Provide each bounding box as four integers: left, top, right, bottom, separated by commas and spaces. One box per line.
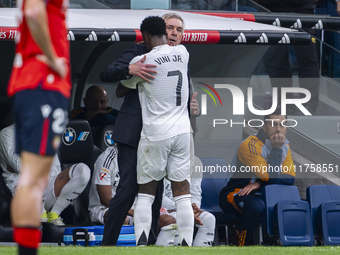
121, 16, 194, 246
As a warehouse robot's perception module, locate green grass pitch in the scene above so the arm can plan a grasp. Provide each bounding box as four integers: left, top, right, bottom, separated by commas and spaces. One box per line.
1, 246, 340, 255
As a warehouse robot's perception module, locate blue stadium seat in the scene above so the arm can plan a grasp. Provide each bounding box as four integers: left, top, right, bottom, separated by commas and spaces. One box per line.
201, 177, 235, 225
200, 157, 231, 222
321, 201, 340, 245
273, 200, 314, 246
263, 184, 314, 246
200, 157, 238, 244
263, 185, 301, 238
306, 185, 340, 245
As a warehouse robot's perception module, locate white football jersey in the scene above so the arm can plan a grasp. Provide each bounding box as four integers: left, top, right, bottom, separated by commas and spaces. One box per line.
122, 44, 191, 141
88, 145, 120, 210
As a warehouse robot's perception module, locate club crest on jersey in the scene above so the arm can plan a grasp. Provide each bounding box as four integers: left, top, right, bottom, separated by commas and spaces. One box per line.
104, 130, 115, 147
99, 172, 107, 180
62, 127, 76, 146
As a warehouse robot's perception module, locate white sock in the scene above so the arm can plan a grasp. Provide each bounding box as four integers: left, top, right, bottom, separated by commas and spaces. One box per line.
193, 211, 216, 246
134, 193, 155, 246
174, 194, 194, 246
51, 163, 90, 215
155, 224, 177, 246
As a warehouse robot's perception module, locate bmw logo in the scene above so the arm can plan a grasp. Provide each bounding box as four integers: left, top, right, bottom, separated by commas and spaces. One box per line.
62, 127, 76, 146
104, 130, 114, 147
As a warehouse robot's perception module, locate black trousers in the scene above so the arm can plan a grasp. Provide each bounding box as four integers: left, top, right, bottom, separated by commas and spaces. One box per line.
219, 190, 265, 245
101, 142, 163, 245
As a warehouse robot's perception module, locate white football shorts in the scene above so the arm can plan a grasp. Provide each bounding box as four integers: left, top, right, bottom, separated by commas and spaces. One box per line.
137, 133, 191, 184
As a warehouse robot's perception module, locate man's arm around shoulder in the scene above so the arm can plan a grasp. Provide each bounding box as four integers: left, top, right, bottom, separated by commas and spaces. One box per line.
100, 44, 147, 83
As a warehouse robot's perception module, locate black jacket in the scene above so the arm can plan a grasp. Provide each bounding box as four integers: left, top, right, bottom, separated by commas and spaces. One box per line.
100, 44, 147, 147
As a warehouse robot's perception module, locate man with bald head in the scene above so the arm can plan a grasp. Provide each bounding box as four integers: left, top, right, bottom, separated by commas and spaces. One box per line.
71, 85, 119, 127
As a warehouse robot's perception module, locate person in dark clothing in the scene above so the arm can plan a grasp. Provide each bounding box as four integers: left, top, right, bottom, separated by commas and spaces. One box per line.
219, 111, 295, 246
71, 85, 119, 145
100, 43, 153, 246
71, 85, 119, 126
255, 0, 320, 114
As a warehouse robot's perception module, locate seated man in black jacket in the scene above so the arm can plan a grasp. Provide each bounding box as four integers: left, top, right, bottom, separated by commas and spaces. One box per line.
71, 85, 119, 125
71, 85, 119, 143
219, 109, 295, 246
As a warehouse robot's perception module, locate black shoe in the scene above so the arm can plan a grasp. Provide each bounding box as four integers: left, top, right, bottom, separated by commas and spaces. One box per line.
137, 231, 148, 246
181, 238, 189, 246
237, 230, 247, 246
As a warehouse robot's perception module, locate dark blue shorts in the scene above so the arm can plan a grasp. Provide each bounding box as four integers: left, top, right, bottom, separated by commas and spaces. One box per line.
13, 89, 69, 156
